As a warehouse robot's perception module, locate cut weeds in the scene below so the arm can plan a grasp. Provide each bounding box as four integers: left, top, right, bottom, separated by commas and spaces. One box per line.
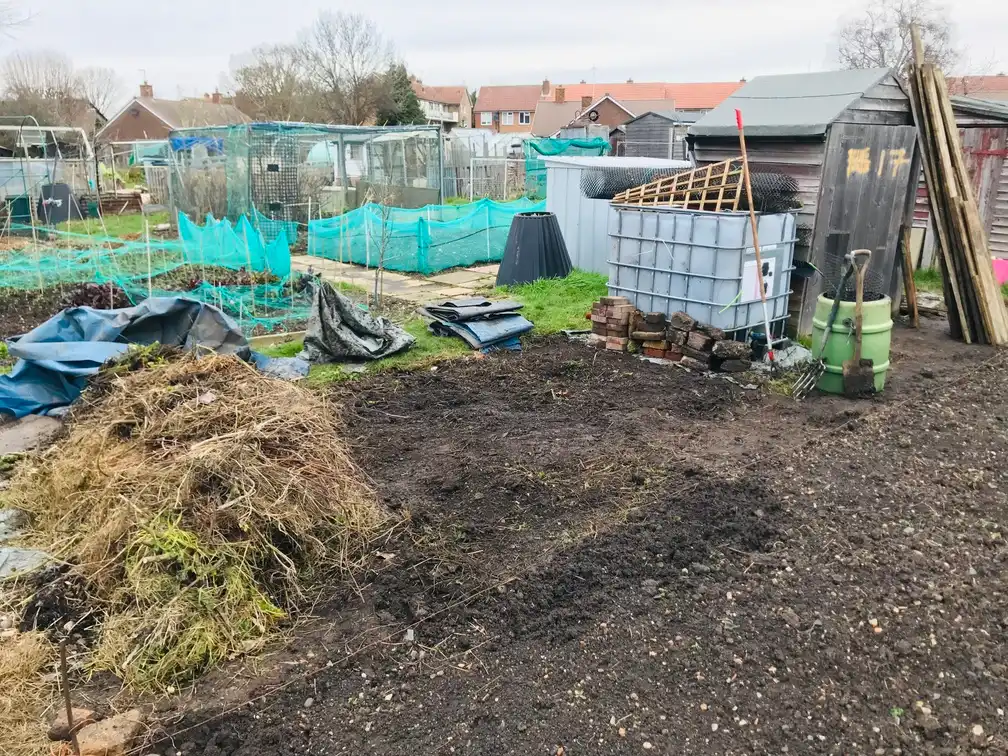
9, 350, 386, 689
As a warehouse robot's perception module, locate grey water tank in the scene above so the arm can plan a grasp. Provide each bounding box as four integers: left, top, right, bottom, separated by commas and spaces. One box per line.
607, 205, 796, 333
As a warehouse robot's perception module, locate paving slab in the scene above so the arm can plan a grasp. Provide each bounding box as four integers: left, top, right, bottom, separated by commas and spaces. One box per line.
428, 270, 491, 286
0, 415, 62, 456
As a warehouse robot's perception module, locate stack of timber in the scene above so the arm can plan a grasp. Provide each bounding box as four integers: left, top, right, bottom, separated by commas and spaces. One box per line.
907, 26, 1008, 345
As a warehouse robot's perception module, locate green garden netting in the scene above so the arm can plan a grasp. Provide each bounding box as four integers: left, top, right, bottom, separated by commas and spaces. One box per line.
307, 197, 546, 274
523, 137, 611, 196
0, 214, 303, 335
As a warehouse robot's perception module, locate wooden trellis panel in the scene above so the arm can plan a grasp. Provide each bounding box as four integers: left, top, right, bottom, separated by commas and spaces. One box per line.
611, 158, 745, 211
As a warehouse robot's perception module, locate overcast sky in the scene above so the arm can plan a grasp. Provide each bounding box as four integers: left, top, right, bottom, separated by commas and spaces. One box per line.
3, 0, 1005, 108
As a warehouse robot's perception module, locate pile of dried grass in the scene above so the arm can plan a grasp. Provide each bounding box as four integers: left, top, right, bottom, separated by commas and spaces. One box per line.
9, 351, 385, 689
0, 632, 56, 756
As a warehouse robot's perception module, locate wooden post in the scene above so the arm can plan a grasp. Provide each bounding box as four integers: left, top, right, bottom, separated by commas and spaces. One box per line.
145, 219, 152, 298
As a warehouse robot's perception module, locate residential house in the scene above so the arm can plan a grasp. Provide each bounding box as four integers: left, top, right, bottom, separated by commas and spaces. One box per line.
94, 82, 250, 144
948, 74, 1008, 103
473, 84, 542, 133
530, 79, 745, 138
410, 80, 472, 129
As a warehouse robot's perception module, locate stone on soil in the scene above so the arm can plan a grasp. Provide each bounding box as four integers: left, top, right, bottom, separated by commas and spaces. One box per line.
49, 707, 99, 741
77, 709, 145, 756
0, 545, 49, 578
712, 340, 750, 360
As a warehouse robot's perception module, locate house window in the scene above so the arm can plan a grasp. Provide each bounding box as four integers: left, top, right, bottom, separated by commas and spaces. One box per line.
480, 111, 492, 126
519, 111, 531, 125
503, 111, 514, 126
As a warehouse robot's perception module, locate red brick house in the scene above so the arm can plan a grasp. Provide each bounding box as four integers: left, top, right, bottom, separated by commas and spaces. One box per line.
94, 83, 249, 144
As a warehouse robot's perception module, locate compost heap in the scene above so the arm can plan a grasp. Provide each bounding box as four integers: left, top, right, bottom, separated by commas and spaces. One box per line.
7, 349, 385, 689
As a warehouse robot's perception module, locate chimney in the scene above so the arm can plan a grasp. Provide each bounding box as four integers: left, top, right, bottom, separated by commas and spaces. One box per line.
555, 86, 565, 104
579, 79, 586, 84
212, 90, 221, 105
626, 78, 634, 83
542, 78, 551, 96
139, 81, 153, 98
581, 95, 592, 109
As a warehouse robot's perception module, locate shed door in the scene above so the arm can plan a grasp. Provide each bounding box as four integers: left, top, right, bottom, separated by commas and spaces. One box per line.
812, 123, 918, 298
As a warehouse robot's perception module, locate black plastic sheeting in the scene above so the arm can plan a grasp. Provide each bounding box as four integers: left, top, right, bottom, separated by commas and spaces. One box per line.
495, 212, 572, 287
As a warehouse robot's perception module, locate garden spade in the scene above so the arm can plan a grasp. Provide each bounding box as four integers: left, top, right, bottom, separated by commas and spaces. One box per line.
843, 249, 875, 398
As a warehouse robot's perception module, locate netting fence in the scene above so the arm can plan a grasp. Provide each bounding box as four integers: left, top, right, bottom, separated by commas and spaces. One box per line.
0, 211, 312, 335
523, 137, 610, 197
308, 197, 545, 274
169, 122, 444, 247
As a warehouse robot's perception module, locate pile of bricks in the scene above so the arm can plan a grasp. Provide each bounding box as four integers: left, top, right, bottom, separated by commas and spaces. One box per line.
588, 296, 635, 351
631, 310, 753, 372
587, 298, 754, 373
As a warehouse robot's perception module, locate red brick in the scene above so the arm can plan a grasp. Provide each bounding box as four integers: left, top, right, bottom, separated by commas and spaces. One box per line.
686, 330, 714, 352
591, 322, 607, 336
605, 336, 628, 351
642, 346, 665, 358
642, 339, 669, 350
590, 312, 607, 324
663, 348, 684, 362
666, 329, 688, 346
682, 346, 711, 363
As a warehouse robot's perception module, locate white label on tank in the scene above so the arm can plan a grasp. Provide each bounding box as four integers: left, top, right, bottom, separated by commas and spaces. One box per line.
742, 257, 777, 303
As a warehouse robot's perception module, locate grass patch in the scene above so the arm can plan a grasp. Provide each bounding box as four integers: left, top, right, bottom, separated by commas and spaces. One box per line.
496, 269, 608, 335
260, 316, 470, 384
0, 631, 56, 755
913, 267, 943, 294
59, 212, 171, 239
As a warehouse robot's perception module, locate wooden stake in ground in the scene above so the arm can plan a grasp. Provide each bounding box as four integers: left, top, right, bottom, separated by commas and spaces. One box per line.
145, 219, 153, 299
736, 109, 777, 365
900, 225, 920, 328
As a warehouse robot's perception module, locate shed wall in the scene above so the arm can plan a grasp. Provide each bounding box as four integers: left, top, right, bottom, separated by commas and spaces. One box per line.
837, 81, 914, 127
625, 114, 672, 159
544, 162, 611, 274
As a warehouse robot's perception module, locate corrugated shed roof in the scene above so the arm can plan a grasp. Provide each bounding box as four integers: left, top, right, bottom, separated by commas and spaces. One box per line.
139, 97, 250, 129
689, 68, 894, 138
951, 95, 1008, 122
411, 82, 467, 106
474, 85, 542, 113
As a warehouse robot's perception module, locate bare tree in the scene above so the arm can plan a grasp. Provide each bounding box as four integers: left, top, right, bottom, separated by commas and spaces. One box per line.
1, 50, 77, 100
299, 12, 391, 125
232, 44, 315, 121
837, 0, 959, 77
76, 66, 121, 118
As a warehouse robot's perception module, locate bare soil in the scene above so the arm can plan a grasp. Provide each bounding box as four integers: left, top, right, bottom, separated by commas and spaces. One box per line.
112, 318, 1008, 756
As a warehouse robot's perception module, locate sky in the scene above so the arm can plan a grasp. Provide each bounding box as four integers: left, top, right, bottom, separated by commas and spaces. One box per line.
2, 0, 1005, 111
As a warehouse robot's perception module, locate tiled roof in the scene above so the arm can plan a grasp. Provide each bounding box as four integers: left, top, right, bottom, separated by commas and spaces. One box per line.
543, 81, 744, 110
474, 85, 542, 113
139, 97, 250, 129
411, 82, 468, 106
530, 101, 583, 136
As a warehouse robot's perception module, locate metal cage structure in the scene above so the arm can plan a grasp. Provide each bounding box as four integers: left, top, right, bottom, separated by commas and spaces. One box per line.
168, 122, 444, 244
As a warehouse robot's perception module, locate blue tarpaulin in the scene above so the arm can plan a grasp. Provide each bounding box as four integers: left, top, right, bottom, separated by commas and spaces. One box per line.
0, 297, 305, 419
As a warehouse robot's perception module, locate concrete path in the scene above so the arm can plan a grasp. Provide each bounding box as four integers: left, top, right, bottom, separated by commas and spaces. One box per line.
290, 255, 500, 305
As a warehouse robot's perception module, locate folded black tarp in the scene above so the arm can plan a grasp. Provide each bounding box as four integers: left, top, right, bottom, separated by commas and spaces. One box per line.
419, 298, 533, 351
299, 280, 415, 363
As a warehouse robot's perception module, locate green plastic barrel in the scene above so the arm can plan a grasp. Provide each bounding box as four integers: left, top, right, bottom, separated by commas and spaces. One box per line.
811, 294, 893, 394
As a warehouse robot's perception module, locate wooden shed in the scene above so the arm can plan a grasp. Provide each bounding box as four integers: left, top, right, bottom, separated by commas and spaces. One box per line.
687, 69, 920, 336
624, 111, 698, 160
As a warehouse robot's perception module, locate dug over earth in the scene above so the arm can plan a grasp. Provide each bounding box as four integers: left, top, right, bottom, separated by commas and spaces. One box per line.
162, 322, 1007, 755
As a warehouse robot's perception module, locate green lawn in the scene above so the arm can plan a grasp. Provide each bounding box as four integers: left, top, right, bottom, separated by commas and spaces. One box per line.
260, 270, 609, 384
59, 212, 171, 239
915, 266, 1008, 299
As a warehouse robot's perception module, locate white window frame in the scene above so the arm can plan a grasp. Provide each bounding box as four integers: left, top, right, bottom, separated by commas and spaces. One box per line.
503, 111, 514, 126
519, 111, 531, 125
480, 111, 492, 126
